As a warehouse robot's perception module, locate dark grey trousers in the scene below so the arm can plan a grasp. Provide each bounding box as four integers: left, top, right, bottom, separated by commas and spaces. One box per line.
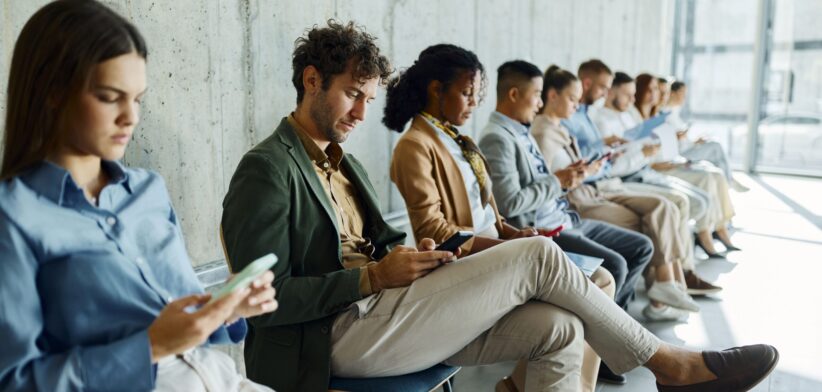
554, 219, 654, 308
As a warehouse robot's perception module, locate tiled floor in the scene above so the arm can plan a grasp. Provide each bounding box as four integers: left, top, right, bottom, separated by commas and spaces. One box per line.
455, 173, 822, 391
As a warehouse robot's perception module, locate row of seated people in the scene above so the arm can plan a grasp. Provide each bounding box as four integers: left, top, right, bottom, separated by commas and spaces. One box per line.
386, 50, 746, 388
0, 2, 776, 392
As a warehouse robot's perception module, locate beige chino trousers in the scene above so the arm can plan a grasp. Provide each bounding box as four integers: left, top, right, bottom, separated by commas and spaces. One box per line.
664, 165, 735, 231
153, 347, 273, 392
619, 184, 697, 271
330, 237, 660, 392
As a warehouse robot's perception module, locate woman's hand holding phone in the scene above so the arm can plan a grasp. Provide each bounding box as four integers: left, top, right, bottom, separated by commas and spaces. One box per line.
226, 270, 277, 323
148, 288, 249, 363
147, 255, 279, 363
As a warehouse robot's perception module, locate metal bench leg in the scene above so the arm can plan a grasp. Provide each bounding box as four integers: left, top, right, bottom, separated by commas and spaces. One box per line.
442, 376, 454, 392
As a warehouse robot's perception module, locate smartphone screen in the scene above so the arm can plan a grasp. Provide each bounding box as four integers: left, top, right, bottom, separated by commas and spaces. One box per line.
208, 253, 278, 304
435, 231, 474, 252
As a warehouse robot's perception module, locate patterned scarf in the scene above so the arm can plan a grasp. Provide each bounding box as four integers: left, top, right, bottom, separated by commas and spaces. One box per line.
421, 112, 492, 206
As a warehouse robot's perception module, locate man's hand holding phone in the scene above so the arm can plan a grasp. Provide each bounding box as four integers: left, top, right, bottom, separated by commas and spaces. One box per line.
368, 239, 456, 292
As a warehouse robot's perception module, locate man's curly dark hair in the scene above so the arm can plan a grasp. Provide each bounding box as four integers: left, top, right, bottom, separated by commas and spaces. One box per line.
292, 20, 392, 104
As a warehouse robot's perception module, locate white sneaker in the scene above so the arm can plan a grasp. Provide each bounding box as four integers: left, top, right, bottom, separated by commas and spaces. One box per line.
647, 281, 701, 312
730, 179, 750, 192
643, 304, 690, 321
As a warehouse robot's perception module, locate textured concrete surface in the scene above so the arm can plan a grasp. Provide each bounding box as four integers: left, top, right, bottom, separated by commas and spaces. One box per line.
1, 0, 674, 268
1, 0, 676, 375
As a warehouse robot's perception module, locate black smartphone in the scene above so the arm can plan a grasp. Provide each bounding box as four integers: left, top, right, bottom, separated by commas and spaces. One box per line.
435, 231, 474, 252
585, 152, 602, 165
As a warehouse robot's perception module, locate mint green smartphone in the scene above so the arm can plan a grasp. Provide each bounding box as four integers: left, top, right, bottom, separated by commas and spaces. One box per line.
208, 253, 278, 304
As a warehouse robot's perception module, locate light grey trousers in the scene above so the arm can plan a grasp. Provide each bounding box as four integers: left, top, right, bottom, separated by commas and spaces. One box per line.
330, 237, 661, 392
154, 347, 273, 392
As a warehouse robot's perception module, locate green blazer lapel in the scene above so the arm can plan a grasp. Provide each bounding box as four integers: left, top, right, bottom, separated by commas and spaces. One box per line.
274, 121, 340, 236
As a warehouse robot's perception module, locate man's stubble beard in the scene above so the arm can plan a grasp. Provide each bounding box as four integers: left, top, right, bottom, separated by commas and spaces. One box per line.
310, 89, 348, 144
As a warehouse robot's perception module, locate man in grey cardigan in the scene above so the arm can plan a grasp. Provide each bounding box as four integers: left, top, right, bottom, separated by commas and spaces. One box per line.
479, 60, 653, 313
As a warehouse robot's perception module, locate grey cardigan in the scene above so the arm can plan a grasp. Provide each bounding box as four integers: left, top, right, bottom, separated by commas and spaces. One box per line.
478, 111, 564, 228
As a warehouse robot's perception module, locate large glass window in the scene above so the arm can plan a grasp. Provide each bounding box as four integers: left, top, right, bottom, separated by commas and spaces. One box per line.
671, 0, 822, 175
756, 0, 822, 172
671, 0, 756, 167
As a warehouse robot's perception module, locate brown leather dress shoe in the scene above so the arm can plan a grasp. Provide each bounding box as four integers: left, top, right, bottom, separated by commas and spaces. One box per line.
685, 270, 722, 296
657, 344, 779, 391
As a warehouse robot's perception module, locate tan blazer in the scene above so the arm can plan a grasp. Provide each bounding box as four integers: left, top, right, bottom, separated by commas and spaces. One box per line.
390, 114, 505, 253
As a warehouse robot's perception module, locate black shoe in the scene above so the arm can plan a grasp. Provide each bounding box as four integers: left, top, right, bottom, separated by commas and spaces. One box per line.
695, 236, 726, 259
598, 362, 627, 385
712, 232, 742, 252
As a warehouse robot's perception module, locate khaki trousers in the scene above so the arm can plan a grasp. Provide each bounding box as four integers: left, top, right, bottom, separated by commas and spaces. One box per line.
665, 164, 735, 231
571, 188, 686, 269
619, 183, 696, 270
330, 237, 660, 392
154, 347, 273, 392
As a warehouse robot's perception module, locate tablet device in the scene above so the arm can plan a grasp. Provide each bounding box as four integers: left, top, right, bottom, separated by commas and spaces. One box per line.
435, 231, 474, 252
208, 253, 278, 304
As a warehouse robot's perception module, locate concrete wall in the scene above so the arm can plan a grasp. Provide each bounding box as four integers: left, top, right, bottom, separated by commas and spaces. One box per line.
1, 0, 675, 268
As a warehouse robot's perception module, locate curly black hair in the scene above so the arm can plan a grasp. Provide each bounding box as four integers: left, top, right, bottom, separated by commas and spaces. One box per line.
382, 44, 486, 133
292, 20, 392, 104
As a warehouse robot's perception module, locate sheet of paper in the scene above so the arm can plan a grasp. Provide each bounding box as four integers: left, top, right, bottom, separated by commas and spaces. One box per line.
654, 123, 680, 161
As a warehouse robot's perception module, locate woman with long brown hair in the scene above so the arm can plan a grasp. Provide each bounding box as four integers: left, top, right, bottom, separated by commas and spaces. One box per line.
0, 1, 275, 390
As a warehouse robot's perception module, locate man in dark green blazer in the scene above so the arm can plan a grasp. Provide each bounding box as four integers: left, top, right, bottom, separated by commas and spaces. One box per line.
220, 21, 455, 391
221, 20, 779, 392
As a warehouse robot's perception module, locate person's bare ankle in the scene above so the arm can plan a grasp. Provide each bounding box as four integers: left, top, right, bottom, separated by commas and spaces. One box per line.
649, 347, 717, 386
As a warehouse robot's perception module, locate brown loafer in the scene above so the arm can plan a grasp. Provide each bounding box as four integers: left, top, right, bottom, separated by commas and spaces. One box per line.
685, 270, 722, 296
657, 344, 779, 391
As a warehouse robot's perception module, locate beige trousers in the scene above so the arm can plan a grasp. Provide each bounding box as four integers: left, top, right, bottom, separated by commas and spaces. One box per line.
330, 237, 660, 392
583, 268, 616, 392
619, 183, 696, 270
665, 165, 735, 231
154, 347, 273, 392
571, 188, 686, 269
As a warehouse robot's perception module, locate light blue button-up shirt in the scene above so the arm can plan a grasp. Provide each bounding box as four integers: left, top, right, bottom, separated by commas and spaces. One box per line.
562, 104, 605, 159
562, 104, 611, 182
0, 161, 245, 391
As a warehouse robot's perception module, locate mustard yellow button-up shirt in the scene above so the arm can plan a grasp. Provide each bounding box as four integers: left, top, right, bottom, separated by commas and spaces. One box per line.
289, 115, 376, 295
